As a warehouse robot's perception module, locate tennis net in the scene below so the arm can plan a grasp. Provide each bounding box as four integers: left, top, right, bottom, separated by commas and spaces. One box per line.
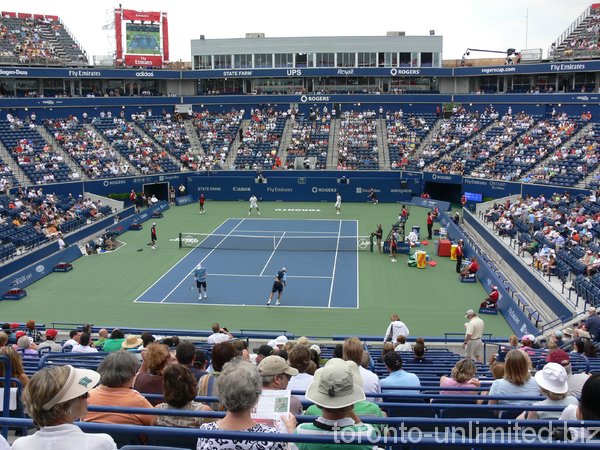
178, 232, 373, 252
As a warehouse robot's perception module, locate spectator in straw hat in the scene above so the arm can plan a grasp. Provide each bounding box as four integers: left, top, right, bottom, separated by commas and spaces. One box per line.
121, 335, 143, 352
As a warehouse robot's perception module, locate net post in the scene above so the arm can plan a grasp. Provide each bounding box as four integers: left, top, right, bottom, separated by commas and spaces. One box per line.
179, 232, 182, 249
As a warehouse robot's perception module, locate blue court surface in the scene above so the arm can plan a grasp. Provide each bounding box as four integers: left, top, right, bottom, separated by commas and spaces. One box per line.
135, 218, 360, 309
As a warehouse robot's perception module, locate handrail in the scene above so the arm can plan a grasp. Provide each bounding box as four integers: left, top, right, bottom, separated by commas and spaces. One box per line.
4, 417, 600, 448
86, 403, 574, 416
140, 392, 545, 403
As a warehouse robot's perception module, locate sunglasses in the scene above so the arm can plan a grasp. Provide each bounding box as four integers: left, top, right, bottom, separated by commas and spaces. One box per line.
78, 392, 90, 400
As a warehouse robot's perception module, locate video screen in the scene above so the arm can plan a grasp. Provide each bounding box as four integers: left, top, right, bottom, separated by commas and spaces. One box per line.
126, 23, 161, 55
464, 192, 483, 202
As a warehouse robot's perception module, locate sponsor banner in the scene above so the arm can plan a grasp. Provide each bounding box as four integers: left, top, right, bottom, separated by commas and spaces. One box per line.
0, 246, 84, 295
175, 195, 194, 206
107, 201, 169, 235
454, 60, 600, 76
187, 176, 412, 203
124, 54, 163, 67
0, 96, 177, 109
423, 172, 462, 184
0, 67, 180, 79
83, 173, 186, 197
182, 67, 451, 79
122, 9, 161, 22
183, 93, 453, 105
463, 177, 522, 199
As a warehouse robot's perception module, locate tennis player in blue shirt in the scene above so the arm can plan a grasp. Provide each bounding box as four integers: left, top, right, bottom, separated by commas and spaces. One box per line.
267, 268, 287, 306
194, 264, 207, 301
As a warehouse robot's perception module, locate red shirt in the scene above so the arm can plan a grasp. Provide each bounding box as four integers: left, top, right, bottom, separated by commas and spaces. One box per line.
468, 261, 480, 273
489, 290, 499, 303
427, 215, 433, 225
199, 196, 205, 205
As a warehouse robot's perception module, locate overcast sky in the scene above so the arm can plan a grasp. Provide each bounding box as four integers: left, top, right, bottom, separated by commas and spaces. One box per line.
5, 0, 594, 63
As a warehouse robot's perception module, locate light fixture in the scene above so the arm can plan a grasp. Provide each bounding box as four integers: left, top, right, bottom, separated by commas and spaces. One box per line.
429, 30, 435, 36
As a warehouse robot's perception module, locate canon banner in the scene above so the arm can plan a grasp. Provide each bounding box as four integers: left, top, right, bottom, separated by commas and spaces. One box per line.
122, 9, 161, 22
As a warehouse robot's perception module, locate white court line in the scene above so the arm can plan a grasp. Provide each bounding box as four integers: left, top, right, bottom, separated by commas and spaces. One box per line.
202, 273, 332, 279
354, 219, 360, 309
134, 300, 356, 310
327, 220, 342, 308
160, 219, 246, 303
133, 219, 231, 303
232, 229, 339, 235
229, 217, 352, 222
260, 232, 285, 276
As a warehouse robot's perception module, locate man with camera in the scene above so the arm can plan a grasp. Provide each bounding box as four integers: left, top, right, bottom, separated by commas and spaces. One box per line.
206, 322, 233, 345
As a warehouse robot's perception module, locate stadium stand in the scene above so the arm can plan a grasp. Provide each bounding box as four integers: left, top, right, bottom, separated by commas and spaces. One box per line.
386, 110, 437, 170
416, 108, 495, 174
234, 108, 287, 170
0, 119, 72, 184
552, 4, 600, 61
285, 112, 330, 170
0, 12, 87, 67
93, 116, 181, 174
2, 5, 600, 448
337, 110, 379, 170
192, 110, 243, 170
44, 117, 132, 179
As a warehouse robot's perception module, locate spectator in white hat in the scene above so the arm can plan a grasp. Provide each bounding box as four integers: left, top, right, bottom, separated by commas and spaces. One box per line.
295, 359, 376, 449
518, 362, 578, 420
13, 365, 115, 450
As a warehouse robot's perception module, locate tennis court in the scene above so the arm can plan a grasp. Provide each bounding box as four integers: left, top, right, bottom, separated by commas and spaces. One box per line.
134, 218, 361, 309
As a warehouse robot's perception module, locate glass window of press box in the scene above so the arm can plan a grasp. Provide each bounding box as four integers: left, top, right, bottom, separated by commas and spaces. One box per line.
254, 53, 273, 68
337, 52, 356, 67
214, 54, 232, 69
274, 53, 294, 68
234, 54, 252, 68
295, 53, 314, 68
316, 52, 335, 67
194, 51, 441, 70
